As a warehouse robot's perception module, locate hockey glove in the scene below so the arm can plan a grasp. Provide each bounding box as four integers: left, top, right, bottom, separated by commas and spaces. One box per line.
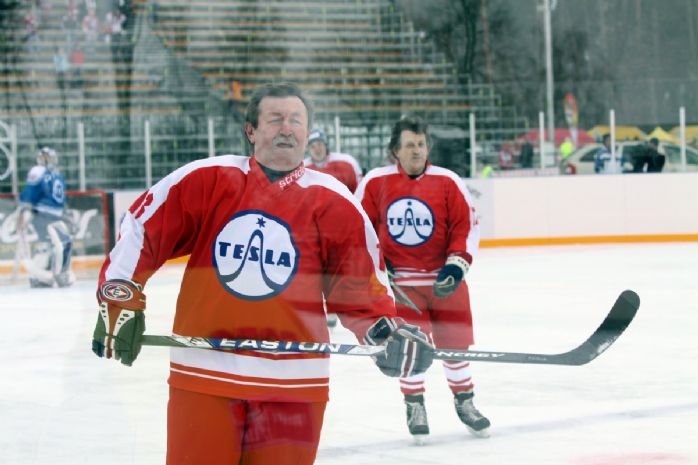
433, 255, 470, 298
92, 279, 146, 367
365, 317, 434, 378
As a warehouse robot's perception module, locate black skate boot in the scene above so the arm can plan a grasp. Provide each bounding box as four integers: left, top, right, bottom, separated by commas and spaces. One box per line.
454, 392, 490, 438
404, 394, 429, 444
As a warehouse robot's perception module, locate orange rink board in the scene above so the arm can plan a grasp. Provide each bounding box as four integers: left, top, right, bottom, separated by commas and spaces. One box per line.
2, 233, 697, 279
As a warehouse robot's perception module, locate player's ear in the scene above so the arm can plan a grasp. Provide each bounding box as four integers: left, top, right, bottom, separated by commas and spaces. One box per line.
244, 122, 255, 145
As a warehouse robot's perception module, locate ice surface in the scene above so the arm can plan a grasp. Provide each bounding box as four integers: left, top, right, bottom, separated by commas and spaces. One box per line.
1, 243, 697, 465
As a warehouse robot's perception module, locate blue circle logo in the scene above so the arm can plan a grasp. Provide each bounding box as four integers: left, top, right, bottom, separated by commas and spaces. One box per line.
386, 197, 434, 246
213, 210, 299, 300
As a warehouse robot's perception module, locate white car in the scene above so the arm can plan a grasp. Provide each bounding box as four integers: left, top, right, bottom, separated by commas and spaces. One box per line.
561, 141, 698, 174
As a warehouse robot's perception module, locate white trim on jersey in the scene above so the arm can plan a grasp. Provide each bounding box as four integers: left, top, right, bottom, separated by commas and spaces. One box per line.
328, 152, 363, 182
354, 164, 399, 201
298, 169, 394, 302
105, 155, 249, 281
424, 165, 481, 258
170, 345, 331, 381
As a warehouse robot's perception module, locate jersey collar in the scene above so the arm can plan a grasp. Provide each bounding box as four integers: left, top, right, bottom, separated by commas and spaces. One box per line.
250, 156, 305, 194
397, 160, 431, 180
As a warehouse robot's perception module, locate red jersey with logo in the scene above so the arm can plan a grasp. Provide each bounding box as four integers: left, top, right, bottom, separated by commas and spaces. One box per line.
355, 162, 480, 286
303, 152, 363, 193
99, 155, 394, 402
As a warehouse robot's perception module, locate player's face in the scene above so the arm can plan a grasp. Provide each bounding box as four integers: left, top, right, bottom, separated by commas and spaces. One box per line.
394, 130, 428, 176
308, 140, 328, 163
247, 96, 309, 170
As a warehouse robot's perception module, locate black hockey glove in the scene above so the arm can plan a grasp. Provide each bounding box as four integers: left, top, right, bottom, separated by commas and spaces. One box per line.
92, 279, 146, 367
365, 317, 434, 378
433, 255, 470, 298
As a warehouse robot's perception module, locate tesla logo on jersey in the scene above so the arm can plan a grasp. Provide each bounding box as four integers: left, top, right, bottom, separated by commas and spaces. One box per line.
386, 197, 434, 246
213, 210, 299, 300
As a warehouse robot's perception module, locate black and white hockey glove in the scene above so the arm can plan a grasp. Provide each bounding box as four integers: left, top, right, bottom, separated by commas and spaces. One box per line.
92, 279, 146, 367
433, 255, 470, 298
365, 317, 434, 378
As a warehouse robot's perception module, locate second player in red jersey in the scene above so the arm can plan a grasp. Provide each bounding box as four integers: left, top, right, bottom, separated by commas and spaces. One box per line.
355, 116, 490, 443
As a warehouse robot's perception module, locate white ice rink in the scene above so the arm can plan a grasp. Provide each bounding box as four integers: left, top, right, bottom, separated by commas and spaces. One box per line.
2, 242, 697, 465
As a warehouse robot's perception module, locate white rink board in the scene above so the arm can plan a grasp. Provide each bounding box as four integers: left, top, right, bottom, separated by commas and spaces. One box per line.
1, 242, 697, 465
466, 172, 698, 239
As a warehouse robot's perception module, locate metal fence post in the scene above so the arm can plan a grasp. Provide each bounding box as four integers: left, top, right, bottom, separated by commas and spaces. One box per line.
77, 122, 86, 190
208, 117, 215, 157
144, 120, 152, 188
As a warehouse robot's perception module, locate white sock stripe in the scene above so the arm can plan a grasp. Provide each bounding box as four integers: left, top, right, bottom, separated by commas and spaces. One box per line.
443, 360, 473, 384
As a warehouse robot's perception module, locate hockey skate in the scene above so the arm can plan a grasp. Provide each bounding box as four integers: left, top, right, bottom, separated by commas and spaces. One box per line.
29, 278, 53, 288
454, 392, 490, 438
54, 270, 76, 288
404, 394, 429, 445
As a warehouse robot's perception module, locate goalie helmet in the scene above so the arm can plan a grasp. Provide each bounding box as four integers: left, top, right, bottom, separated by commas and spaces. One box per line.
37, 147, 58, 167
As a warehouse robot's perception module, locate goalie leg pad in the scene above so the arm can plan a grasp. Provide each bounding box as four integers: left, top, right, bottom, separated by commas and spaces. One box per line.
25, 242, 54, 285
47, 220, 72, 275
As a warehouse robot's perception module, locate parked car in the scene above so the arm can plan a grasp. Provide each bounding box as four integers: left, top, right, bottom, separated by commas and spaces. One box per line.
561, 141, 698, 174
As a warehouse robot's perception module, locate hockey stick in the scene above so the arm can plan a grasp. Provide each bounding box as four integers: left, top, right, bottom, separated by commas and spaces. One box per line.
141, 290, 639, 366
390, 278, 422, 314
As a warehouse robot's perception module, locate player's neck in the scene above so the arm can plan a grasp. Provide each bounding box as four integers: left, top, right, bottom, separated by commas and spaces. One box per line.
257, 160, 297, 182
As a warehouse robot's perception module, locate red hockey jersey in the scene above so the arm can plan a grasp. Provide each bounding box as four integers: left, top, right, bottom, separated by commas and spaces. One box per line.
303, 152, 363, 193
355, 162, 480, 286
100, 155, 395, 402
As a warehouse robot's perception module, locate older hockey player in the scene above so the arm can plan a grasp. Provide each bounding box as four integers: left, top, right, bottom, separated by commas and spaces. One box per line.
304, 128, 364, 329
91, 82, 433, 465
304, 128, 363, 193
356, 116, 490, 443
17, 147, 74, 288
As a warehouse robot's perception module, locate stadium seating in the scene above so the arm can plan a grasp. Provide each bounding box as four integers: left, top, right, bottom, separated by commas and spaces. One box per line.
0, 0, 528, 190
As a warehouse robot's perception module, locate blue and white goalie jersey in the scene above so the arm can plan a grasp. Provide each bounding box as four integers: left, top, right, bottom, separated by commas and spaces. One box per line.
19, 165, 67, 217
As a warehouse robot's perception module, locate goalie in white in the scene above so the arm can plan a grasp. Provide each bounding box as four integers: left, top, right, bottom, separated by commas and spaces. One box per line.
16, 147, 75, 288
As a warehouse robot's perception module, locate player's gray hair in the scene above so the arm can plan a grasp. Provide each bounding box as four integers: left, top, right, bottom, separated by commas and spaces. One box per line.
245, 82, 314, 129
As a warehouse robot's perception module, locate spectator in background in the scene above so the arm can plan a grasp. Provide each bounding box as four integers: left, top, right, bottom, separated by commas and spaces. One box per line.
631, 137, 665, 173
23, 7, 39, 52
104, 8, 125, 44
81, 5, 99, 48
559, 137, 574, 163
519, 140, 534, 168
498, 143, 515, 170
61, 1, 80, 48
593, 134, 624, 174
53, 46, 70, 92
69, 42, 85, 87
223, 79, 245, 117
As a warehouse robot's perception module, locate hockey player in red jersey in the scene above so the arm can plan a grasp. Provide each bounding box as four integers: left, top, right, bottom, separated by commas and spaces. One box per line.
304, 128, 363, 193
355, 116, 490, 443
91, 83, 433, 465
304, 128, 363, 329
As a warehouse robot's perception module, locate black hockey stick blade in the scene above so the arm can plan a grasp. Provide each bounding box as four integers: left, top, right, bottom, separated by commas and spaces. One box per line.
141, 290, 639, 366
442, 289, 640, 365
